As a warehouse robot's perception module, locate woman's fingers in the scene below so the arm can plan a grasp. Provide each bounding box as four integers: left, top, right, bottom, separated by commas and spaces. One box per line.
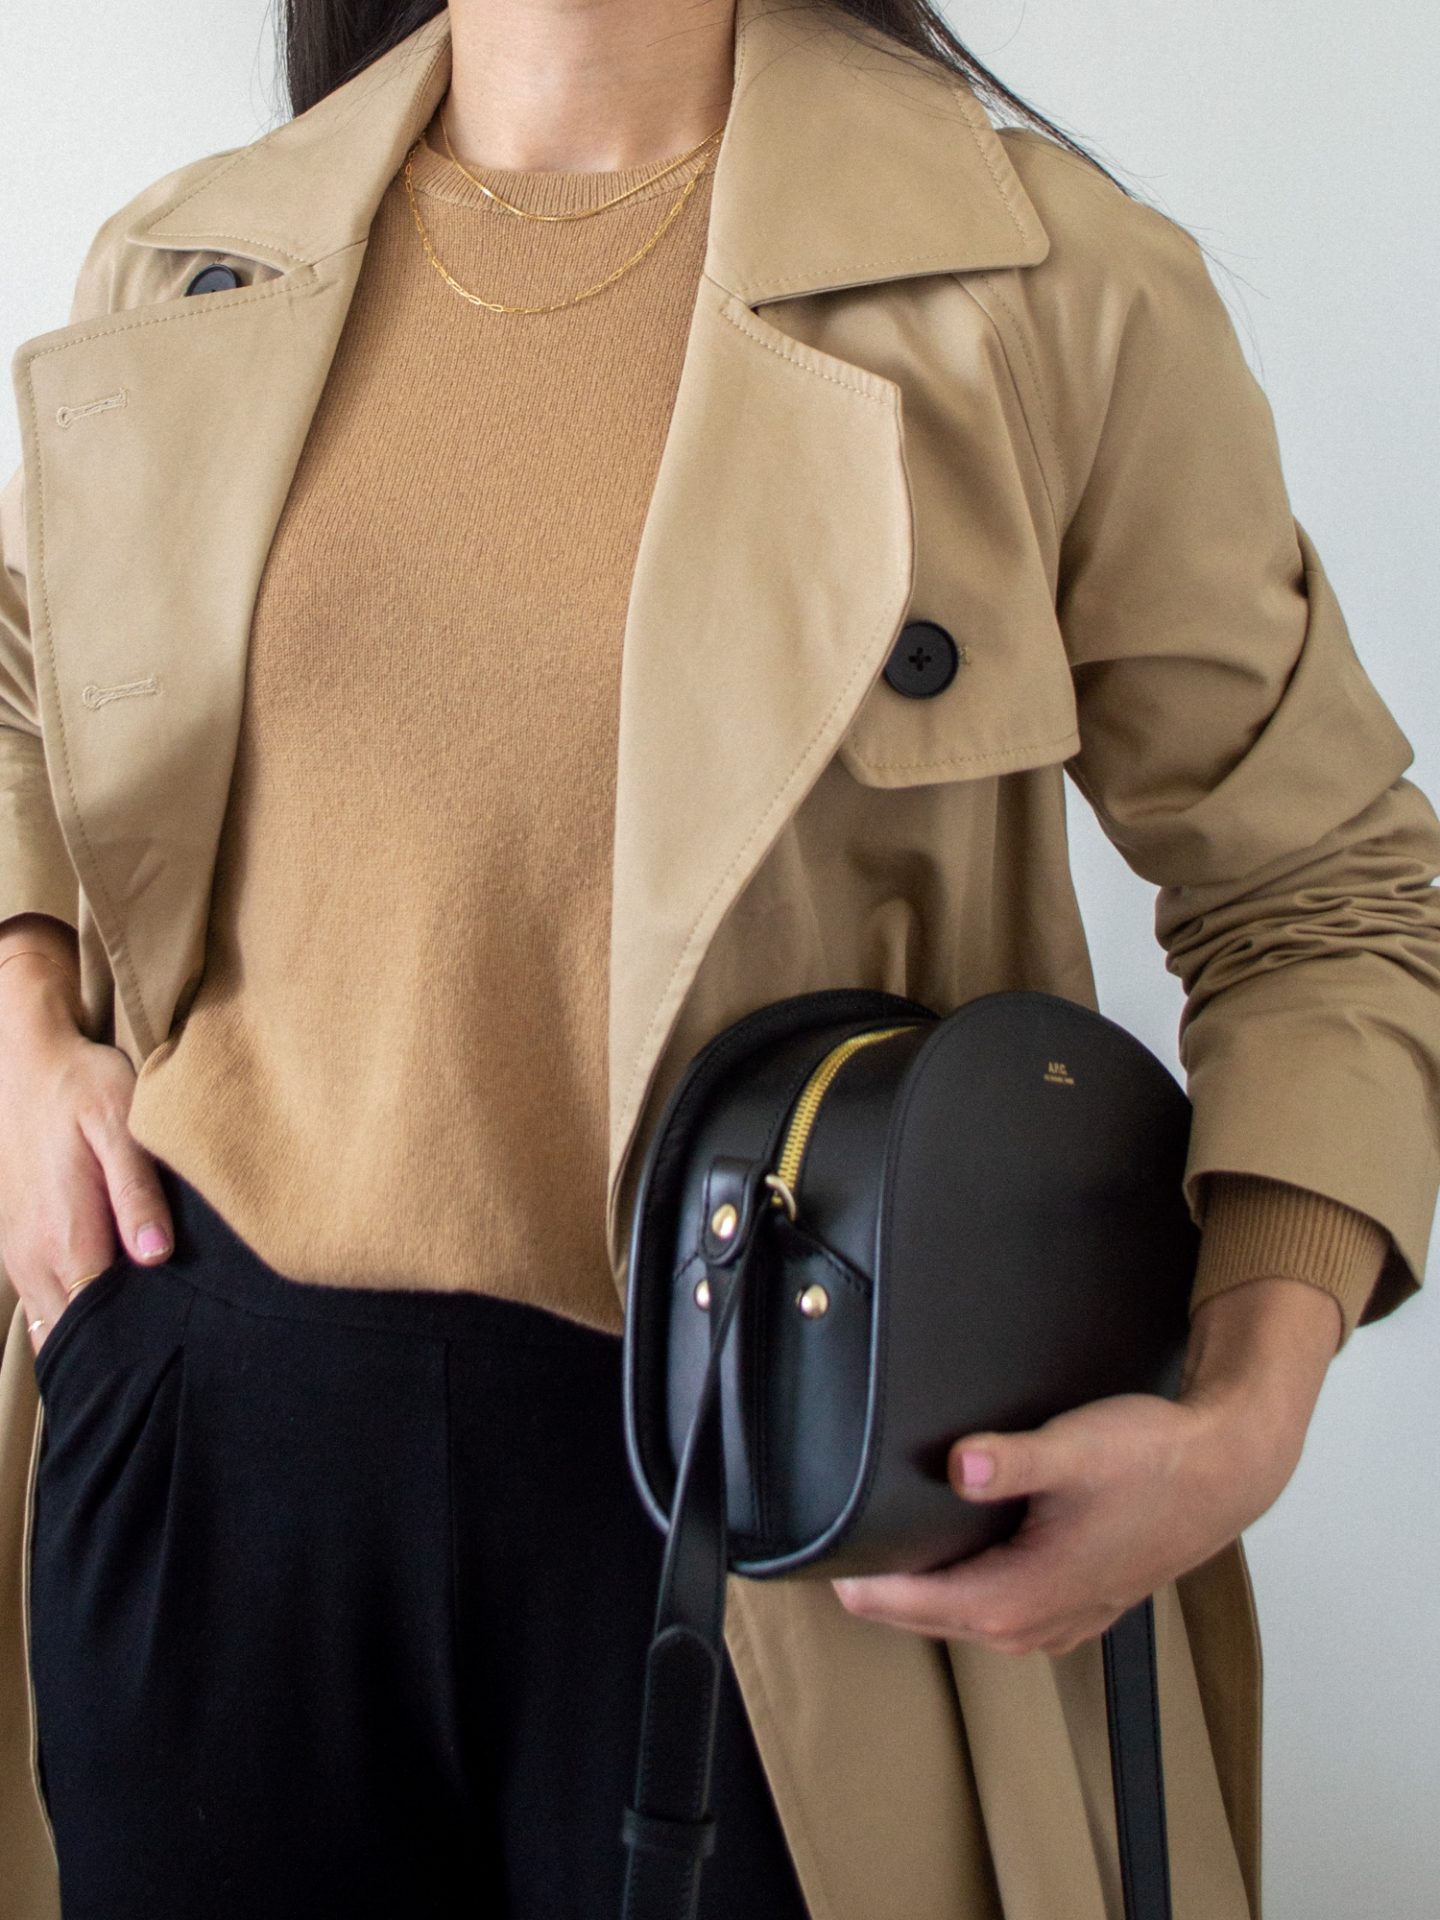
17, 1186, 116, 1359
946, 1404, 1103, 1504
77, 1063, 173, 1266
948, 1393, 1194, 1505
833, 1395, 1233, 1655
835, 1528, 1057, 1646
834, 1494, 1144, 1655
948, 1428, 1055, 1501
0, 1025, 174, 1357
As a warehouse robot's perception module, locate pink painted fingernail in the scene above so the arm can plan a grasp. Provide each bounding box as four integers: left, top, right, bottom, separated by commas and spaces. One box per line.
137, 1224, 169, 1258
960, 1449, 994, 1488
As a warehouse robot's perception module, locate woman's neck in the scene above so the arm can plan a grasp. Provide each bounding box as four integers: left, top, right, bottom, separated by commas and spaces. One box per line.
440, 0, 737, 173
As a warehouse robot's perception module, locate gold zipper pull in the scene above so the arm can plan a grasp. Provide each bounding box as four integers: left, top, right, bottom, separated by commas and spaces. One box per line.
763, 1172, 797, 1220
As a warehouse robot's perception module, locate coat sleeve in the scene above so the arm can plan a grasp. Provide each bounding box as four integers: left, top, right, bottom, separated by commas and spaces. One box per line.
0, 458, 76, 931
0, 218, 124, 937
1050, 206, 1440, 1339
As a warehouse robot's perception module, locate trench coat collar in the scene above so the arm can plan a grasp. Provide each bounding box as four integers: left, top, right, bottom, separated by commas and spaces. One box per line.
122, 0, 1050, 302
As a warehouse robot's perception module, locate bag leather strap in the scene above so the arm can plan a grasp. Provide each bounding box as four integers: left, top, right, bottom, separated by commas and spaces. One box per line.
620, 1158, 1173, 1920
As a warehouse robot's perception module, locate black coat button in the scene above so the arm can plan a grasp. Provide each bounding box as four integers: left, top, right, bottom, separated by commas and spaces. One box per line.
882, 620, 960, 698
185, 263, 242, 295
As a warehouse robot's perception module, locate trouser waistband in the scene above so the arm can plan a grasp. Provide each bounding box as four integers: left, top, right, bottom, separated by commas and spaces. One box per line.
152, 1156, 620, 1351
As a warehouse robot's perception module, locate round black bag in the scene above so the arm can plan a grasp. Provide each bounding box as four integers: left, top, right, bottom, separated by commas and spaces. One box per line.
619, 986, 1200, 1920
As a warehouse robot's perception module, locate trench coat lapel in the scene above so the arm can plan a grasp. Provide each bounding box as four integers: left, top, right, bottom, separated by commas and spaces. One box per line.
8, 0, 1049, 1299
14, 255, 369, 1062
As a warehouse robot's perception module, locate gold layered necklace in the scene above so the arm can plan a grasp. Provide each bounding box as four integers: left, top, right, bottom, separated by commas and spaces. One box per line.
402, 107, 724, 316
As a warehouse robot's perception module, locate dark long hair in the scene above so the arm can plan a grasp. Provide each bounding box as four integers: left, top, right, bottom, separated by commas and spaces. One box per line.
273, 0, 1133, 198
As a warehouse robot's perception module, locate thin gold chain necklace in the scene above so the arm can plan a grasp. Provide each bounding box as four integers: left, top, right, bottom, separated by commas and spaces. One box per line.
403, 120, 723, 316
438, 107, 723, 221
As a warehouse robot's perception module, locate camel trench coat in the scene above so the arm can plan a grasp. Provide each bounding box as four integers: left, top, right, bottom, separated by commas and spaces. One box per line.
3, 1, 1439, 1914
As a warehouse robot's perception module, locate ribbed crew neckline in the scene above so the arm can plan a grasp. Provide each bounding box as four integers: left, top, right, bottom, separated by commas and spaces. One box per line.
407, 117, 721, 218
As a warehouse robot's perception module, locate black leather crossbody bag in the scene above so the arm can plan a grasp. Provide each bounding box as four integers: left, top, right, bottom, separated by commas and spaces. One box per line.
618, 985, 1201, 1920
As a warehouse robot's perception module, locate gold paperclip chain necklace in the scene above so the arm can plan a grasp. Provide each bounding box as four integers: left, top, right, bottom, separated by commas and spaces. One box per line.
403, 108, 725, 316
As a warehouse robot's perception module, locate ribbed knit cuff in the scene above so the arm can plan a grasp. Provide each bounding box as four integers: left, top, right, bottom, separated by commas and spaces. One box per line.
1191, 1172, 1391, 1352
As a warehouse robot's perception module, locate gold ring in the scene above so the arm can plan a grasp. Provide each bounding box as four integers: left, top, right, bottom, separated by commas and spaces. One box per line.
62, 1269, 108, 1295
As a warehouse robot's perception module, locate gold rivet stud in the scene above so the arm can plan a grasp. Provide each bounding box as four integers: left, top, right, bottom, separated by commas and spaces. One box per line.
797, 1283, 830, 1319
710, 1202, 738, 1242
694, 1278, 712, 1310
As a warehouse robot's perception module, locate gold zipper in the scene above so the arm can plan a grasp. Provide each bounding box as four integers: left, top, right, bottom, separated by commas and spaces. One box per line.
765, 1024, 919, 1218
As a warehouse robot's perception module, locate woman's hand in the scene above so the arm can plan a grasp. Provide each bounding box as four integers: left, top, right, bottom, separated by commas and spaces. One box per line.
0, 923, 175, 1361
831, 1275, 1344, 1656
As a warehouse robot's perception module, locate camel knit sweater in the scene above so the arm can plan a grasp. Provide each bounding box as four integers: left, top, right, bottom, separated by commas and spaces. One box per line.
124, 113, 1390, 1345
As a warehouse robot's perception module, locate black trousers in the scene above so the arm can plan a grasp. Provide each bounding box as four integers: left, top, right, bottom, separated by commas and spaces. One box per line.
28, 1161, 811, 1920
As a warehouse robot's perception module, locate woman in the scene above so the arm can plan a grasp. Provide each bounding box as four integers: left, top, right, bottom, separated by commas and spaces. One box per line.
1, 0, 1437, 1914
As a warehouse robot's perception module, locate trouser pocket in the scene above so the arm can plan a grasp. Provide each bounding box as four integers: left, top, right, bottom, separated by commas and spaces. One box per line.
27, 1262, 194, 1877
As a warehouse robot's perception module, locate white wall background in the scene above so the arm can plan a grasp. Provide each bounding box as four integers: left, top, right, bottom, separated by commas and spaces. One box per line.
3, 2, 1437, 1914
